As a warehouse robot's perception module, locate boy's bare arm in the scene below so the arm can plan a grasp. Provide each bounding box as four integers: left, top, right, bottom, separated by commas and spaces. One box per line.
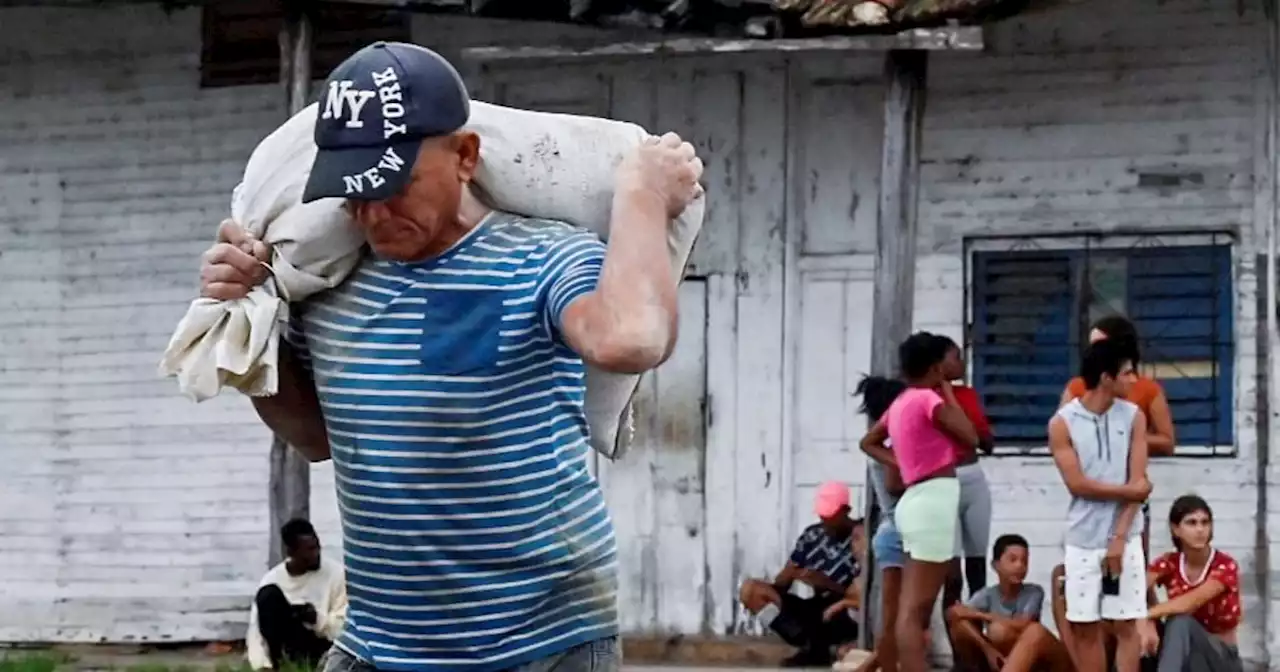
948, 604, 994, 623
1110, 413, 1151, 541
1049, 417, 1147, 502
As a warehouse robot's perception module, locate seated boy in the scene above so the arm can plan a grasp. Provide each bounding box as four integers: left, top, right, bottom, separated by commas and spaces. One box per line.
945, 534, 1073, 672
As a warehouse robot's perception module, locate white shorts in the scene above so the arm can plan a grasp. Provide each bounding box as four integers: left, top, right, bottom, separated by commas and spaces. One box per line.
1063, 537, 1147, 623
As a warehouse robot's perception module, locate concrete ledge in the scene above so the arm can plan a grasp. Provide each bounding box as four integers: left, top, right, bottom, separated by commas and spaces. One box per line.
622, 635, 794, 666
2, 638, 799, 670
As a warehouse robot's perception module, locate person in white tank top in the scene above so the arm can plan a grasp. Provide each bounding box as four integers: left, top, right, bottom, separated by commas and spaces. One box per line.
1047, 340, 1151, 672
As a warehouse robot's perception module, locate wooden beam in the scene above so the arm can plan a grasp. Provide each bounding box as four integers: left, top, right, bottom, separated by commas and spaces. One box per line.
857, 48, 927, 651
266, 0, 314, 569
462, 25, 982, 64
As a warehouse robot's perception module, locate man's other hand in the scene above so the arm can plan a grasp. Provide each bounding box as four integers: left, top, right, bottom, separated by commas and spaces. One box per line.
615, 132, 704, 219
200, 219, 270, 301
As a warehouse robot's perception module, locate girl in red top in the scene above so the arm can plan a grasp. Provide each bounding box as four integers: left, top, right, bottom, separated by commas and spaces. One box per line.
1140, 495, 1242, 671
935, 338, 997, 623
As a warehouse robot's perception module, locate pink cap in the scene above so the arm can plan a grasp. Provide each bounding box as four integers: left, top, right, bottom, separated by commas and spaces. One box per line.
814, 481, 850, 518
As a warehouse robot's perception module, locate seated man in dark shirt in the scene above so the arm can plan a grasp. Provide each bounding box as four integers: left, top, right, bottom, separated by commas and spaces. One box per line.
739, 481, 864, 667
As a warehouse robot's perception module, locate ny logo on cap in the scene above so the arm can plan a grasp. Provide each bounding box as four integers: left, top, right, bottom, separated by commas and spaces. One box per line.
320, 66, 410, 140
322, 82, 375, 129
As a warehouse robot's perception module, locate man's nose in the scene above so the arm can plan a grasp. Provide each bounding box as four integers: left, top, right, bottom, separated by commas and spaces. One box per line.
353, 200, 392, 227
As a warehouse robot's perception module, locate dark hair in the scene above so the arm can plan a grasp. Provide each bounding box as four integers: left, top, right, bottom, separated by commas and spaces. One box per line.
281, 518, 317, 549
1080, 338, 1131, 389
899, 331, 951, 380
1090, 314, 1142, 366
935, 334, 961, 352
992, 533, 1029, 560
856, 375, 907, 422
851, 517, 866, 529
1168, 494, 1213, 551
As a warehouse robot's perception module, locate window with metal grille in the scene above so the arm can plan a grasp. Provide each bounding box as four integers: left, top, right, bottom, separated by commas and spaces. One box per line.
200, 1, 413, 89
967, 235, 1235, 456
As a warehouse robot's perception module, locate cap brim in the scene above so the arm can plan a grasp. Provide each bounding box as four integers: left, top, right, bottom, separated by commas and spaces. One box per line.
302, 137, 425, 203
815, 503, 845, 518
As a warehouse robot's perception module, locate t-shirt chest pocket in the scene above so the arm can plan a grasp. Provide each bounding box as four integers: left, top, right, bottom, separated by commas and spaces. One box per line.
418, 290, 507, 375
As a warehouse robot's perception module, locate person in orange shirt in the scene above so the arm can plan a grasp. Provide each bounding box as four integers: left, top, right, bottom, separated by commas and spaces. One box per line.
1058, 315, 1176, 555
1051, 315, 1175, 668
1058, 315, 1175, 457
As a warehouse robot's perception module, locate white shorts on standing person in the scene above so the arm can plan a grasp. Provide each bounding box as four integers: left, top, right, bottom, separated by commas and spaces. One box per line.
198, 41, 703, 672
1048, 339, 1152, 672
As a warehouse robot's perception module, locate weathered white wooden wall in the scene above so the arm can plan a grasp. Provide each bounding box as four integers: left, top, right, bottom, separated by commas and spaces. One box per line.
912, 0, 1270, 664
1, 0, 1277, 663
0, 6, 282, 641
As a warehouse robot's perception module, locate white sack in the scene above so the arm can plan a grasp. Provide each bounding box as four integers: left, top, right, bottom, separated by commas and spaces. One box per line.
157, 109, 365, 403
159, 101, 706, 461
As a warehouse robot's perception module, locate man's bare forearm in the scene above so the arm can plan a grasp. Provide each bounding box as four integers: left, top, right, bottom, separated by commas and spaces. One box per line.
251, 343, 331, 462
1062, 474, 1143, 502
574, 190, 679, 372
1111, 501, 1141, 541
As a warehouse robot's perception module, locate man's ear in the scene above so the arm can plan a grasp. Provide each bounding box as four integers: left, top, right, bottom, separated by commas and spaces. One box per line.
454, 130, 481, 182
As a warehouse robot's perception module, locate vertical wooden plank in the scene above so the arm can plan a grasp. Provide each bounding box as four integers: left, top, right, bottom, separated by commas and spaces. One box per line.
703, 272, 740, 633
859, 49, 928, 649
684, 67, 742, 278
614, 357, 661, 632
647, 65, 706, 634
734, 63, 790, 625
778, 60, 802, 554
268, 0, 313, 569
599, 64, 661, 633
653, 280, 710, 633
791, 75, 884, 256
1259, 0, 1278, 659
692, 68, 745, 634
843, 271, 877, 445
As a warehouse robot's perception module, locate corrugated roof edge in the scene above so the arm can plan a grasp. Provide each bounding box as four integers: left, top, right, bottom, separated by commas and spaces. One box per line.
462, 24, 983, 64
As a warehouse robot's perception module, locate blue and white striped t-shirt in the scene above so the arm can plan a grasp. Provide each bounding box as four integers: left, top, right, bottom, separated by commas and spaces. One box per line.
287, 211, 619, 671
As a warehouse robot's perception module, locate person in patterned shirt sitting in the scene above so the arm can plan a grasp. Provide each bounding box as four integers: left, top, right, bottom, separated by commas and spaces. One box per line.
1139, 495, 1243, 672
739, 481, 865, 667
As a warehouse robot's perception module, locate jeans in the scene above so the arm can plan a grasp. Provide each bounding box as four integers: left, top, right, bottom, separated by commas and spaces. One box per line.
318, 637, 621, 672
1157, 615, 1242, 672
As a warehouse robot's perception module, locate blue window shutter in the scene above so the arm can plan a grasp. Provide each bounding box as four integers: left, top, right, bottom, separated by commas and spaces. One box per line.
972, 251, 1075, 445
1125, 245, 1233, 446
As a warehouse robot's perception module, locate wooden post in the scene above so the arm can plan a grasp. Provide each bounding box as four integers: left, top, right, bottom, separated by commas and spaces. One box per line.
857, 48, 928, 650
267, 0, 314, 569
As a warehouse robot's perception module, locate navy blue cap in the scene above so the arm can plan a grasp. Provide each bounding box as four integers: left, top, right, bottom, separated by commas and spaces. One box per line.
302, 41, 471, 203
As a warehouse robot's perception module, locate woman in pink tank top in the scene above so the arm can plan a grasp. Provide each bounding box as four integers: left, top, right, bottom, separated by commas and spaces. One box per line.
860, 332, 979, 672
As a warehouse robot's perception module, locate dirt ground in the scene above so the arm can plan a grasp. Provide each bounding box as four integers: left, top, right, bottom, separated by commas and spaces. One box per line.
0, 642, 842, 672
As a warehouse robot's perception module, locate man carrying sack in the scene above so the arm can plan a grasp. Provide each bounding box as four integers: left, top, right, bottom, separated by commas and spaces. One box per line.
200, 42, 703, 672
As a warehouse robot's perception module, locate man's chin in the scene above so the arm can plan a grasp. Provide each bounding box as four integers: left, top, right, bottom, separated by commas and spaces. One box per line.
371, 241, 425, 263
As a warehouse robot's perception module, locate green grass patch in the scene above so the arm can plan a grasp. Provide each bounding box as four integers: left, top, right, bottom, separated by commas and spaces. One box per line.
0, 650, 316, 672
0, 652, 74, 672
